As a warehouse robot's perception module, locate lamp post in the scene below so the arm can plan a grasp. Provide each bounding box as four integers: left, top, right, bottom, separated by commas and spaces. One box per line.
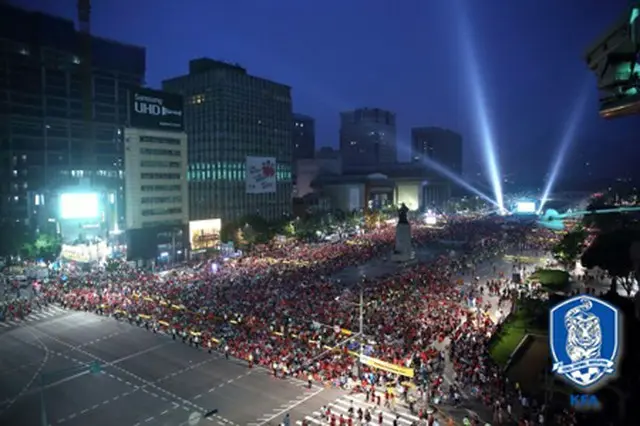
335, 278, 371, 378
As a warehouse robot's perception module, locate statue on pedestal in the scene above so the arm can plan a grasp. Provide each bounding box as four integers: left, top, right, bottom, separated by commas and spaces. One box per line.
392, 203, 414, 262
397, 203, 409, 224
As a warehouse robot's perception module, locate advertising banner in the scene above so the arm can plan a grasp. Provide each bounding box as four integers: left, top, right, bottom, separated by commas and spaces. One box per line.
60, 242, 108, 263
359, 354, 414, 378
129, 88, 184, 131
246, 156, 276, 194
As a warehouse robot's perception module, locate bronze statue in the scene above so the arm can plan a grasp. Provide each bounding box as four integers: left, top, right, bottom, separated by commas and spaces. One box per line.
397, 203, 409, 224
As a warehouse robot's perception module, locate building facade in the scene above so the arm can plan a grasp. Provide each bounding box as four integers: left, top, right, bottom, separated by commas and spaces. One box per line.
0, 3, 145, 232
292, 113, 315, 162
411, 127, 463, 175
123, 88, 188, 263
123, 128, 188, 230
339, 108, 397, 171
162, 58, 293, 224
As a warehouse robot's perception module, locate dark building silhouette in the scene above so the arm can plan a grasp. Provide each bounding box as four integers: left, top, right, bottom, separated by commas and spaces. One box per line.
411, 127, 463, 175
340, 108, 397, 171
0, 3, 145, 228
292, 113, 315, 161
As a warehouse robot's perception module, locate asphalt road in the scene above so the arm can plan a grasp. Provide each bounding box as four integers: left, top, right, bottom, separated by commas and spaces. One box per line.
0, 310, 344, 426
0, 245, 554, 426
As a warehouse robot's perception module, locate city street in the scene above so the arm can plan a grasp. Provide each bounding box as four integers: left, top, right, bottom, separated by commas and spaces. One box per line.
0, 248, 564, 426
0, 310, 343, 426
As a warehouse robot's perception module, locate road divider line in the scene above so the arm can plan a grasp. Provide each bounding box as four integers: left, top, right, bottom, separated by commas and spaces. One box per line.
256, 386, 325, 426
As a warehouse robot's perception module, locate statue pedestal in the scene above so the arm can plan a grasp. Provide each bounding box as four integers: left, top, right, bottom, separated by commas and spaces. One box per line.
391, 222, 414, 262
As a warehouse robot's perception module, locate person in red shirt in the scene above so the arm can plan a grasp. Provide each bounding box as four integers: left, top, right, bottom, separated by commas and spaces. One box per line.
330, 414, 336, 426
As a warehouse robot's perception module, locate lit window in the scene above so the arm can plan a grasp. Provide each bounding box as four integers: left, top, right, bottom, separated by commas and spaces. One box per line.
12, 170, 17, 177
21, 154, 27, 161
72, 56, 81, 64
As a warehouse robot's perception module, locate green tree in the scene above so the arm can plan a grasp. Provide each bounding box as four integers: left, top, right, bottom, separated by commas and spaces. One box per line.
582, 229, 640, 296
281, 221, 295, 237
220, 221, 237, 244
31, 233, 61, 259
234, 228, 247, 249
552, 226, 588, 270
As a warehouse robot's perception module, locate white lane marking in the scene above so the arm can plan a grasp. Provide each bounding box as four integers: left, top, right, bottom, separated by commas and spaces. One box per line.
256, 387, 324, 426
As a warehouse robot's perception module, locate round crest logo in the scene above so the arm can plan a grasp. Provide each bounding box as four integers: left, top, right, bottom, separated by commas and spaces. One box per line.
549, 295, 622, 391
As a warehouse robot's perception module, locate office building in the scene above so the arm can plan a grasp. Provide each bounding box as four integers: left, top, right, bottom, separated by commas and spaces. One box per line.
0, 3, 145, 232
123, 88, 188, 263
339, 108, 397, 171
411, 127, 463, 175
163, 58, 293, 224
123, 130, 188, 230
292, 113, 315, 161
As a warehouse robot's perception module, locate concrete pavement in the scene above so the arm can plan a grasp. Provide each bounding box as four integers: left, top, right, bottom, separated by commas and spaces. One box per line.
0, 310, 344, 426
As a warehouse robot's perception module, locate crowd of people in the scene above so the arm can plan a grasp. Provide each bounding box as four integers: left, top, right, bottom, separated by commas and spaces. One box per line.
4, 216, 575, 425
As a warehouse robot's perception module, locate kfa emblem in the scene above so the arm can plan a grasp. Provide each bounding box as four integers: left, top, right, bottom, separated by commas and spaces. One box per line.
550, 295, 621, 390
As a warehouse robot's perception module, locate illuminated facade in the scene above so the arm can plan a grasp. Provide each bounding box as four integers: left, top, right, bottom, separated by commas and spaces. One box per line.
0, 3, 145, 230
162, 58, 293, 223
123, 128, 189, 230
339, 108, 397, 171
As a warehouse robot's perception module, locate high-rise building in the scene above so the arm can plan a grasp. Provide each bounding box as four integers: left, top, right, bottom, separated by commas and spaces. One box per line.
411, 127, 463, 175
339, 108, 397, 171
0, 3, 145, 231
292, 113, 315, 161
162, 58, 293, 224
122, 88, 189, 262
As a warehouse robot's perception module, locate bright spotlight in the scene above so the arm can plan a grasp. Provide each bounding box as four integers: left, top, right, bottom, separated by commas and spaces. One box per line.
457, 10, 504, 212
537, 84, 590, 214
418, 155, 499, 208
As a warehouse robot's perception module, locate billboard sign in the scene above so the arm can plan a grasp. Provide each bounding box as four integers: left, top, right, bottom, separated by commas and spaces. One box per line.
60, 193, 100, 220
246, 156, 276, 194
129, 88, 184, 131
189, 219, 222, 250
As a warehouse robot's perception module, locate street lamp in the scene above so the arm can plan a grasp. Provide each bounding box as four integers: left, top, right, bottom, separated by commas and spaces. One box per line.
335, 279, 373, 378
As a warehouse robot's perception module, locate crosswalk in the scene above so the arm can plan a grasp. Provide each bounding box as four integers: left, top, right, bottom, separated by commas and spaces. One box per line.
296, 393, 423, 425
0, 305, 67, 328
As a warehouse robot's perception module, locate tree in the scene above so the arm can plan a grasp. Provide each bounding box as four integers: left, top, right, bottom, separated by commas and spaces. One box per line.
220, 221, 237, 244
234, 228, 247, 249
582, 198, 631, 232
281, 221, 295, 237
552, 226, 587, 270
29, 233, 61, 260
582, 229, 640, 296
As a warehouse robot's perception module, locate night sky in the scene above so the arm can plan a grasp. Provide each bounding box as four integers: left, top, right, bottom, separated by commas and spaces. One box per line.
18, 0, 640, 185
